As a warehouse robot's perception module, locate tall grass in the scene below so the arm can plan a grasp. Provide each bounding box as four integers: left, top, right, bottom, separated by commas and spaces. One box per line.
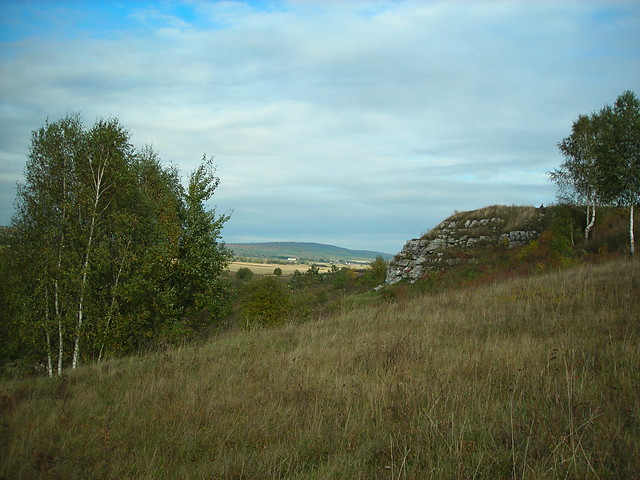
440, 205, 541, 233
1, 259, 638, 479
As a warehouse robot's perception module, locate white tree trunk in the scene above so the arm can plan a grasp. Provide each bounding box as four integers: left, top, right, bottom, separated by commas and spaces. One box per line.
57, 303, 63, 375
55, 165, 68, 375
72, 155, 108, 369
584, 192, 596, 241
44, 288, 53, 377
72, 212, 96, 369
630, 204, 635, 256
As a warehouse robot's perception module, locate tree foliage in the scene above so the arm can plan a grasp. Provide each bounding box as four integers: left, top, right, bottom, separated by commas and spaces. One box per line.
551, 90, 639, 254
2, 115, 231, 374
240, 277, 291, 329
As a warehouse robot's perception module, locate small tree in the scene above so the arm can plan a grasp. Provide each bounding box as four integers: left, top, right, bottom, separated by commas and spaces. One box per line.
177, 155, 232, 318
235, 267, 254, 282
369, 256, 389, 284
241, 277, 290, 328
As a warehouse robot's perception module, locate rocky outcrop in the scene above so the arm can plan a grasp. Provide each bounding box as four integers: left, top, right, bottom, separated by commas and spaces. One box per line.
385, 206, 543, 284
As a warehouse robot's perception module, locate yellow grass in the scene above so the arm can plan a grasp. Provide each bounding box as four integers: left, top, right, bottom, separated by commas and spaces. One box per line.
228, 261, 339, 275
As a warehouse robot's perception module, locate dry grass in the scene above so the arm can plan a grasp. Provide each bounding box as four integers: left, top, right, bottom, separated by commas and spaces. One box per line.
228, 262, 336, 275
444, 205, 541, 232
1, 259, 639, 479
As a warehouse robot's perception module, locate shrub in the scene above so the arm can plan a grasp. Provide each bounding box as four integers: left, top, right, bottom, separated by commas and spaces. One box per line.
240, 277, 290, 328
235, 267, 254, 282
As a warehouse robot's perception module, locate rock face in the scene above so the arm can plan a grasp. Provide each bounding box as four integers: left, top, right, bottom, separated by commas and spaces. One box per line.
385, 206, 543, 284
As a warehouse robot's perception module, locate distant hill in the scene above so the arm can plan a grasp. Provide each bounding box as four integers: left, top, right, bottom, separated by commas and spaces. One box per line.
227, 242, 393, 263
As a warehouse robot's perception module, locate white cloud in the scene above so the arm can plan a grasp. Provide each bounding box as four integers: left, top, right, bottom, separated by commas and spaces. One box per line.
0, 0, 638, 253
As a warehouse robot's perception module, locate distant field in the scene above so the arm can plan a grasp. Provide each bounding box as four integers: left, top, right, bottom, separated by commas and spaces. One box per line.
227, 261, 336, 275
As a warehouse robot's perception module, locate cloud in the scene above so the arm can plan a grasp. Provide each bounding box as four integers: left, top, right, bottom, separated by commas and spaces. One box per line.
0, 0, 638, 253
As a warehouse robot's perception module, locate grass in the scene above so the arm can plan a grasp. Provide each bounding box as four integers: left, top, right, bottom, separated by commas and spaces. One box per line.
1, 258, 639, 479
446, 205, 541, 231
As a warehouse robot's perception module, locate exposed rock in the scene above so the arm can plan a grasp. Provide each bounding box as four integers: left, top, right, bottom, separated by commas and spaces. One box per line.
385, 206, 543, 284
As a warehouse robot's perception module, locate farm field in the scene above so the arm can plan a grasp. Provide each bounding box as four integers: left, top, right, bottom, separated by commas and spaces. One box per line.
227, 261, 357, 275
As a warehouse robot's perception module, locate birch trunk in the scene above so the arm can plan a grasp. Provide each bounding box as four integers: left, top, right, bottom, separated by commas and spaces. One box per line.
55, 157, 68, 374
584, 191, 596, 241
630, 204, 635, 256
72, 154, 108, 369
72, 222, 93, 369
55, 262, 64, 374
98, 246, 127, 363
71, 200, 98, 369
57, 294, 63, 375
44, 287, 53, 377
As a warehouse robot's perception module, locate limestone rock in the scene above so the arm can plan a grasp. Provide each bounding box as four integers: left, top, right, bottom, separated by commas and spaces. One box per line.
385, 206, 543, 284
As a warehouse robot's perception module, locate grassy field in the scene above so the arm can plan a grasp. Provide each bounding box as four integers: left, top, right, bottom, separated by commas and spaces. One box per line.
227, 261, 336, 275
1, 259, 638, 479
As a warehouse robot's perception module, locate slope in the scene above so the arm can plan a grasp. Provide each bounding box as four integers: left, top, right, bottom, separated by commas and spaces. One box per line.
1, 259, 638, 479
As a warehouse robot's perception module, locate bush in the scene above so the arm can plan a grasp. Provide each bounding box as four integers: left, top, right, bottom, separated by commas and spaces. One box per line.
235, 267, 254, 282
240, 277, 290, 328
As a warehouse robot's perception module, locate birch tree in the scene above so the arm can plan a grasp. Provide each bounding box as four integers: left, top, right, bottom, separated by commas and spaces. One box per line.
595, 91, 640, 256
13, 114, 83, 373
7, 116, 233, 373
552, 113, 602, 240
551, 90, 639, 254
70, 118, 132, 368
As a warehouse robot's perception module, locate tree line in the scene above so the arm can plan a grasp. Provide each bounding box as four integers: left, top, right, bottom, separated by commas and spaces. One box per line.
550, 90, 639, 254
0, 114, 232, 375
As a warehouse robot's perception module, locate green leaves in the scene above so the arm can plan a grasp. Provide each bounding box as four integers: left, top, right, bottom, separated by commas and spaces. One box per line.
552, 90, 639, 253
177, 156, 232, 320
5, 116, 233, 372
241, 277, 291, 329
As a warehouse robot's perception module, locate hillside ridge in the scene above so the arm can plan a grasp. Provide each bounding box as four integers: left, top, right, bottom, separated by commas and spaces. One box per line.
228, 241, 393, 262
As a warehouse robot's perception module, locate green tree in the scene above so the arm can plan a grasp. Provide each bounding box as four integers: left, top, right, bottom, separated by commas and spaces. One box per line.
11, 114, 85, 374
552, 113, 603, 240
551, 90, 639, 255
595, 91, 640, 255
6, 116, 233, 373
236, 267, 254, 282
94, 146, 183, 359
70, 118, 134, 368
177, 155, 232, 323
368, 256, 389, 285
241, 277, 290, 328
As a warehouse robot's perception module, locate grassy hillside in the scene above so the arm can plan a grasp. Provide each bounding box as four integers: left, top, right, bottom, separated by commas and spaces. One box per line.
1, 259, 639, 479
228, 241, 393, 263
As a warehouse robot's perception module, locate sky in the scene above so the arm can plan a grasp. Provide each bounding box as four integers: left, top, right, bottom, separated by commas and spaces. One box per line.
0, 1, 638, 254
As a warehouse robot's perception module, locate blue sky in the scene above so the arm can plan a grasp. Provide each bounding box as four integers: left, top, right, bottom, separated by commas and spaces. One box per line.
1, 0, 639, 254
